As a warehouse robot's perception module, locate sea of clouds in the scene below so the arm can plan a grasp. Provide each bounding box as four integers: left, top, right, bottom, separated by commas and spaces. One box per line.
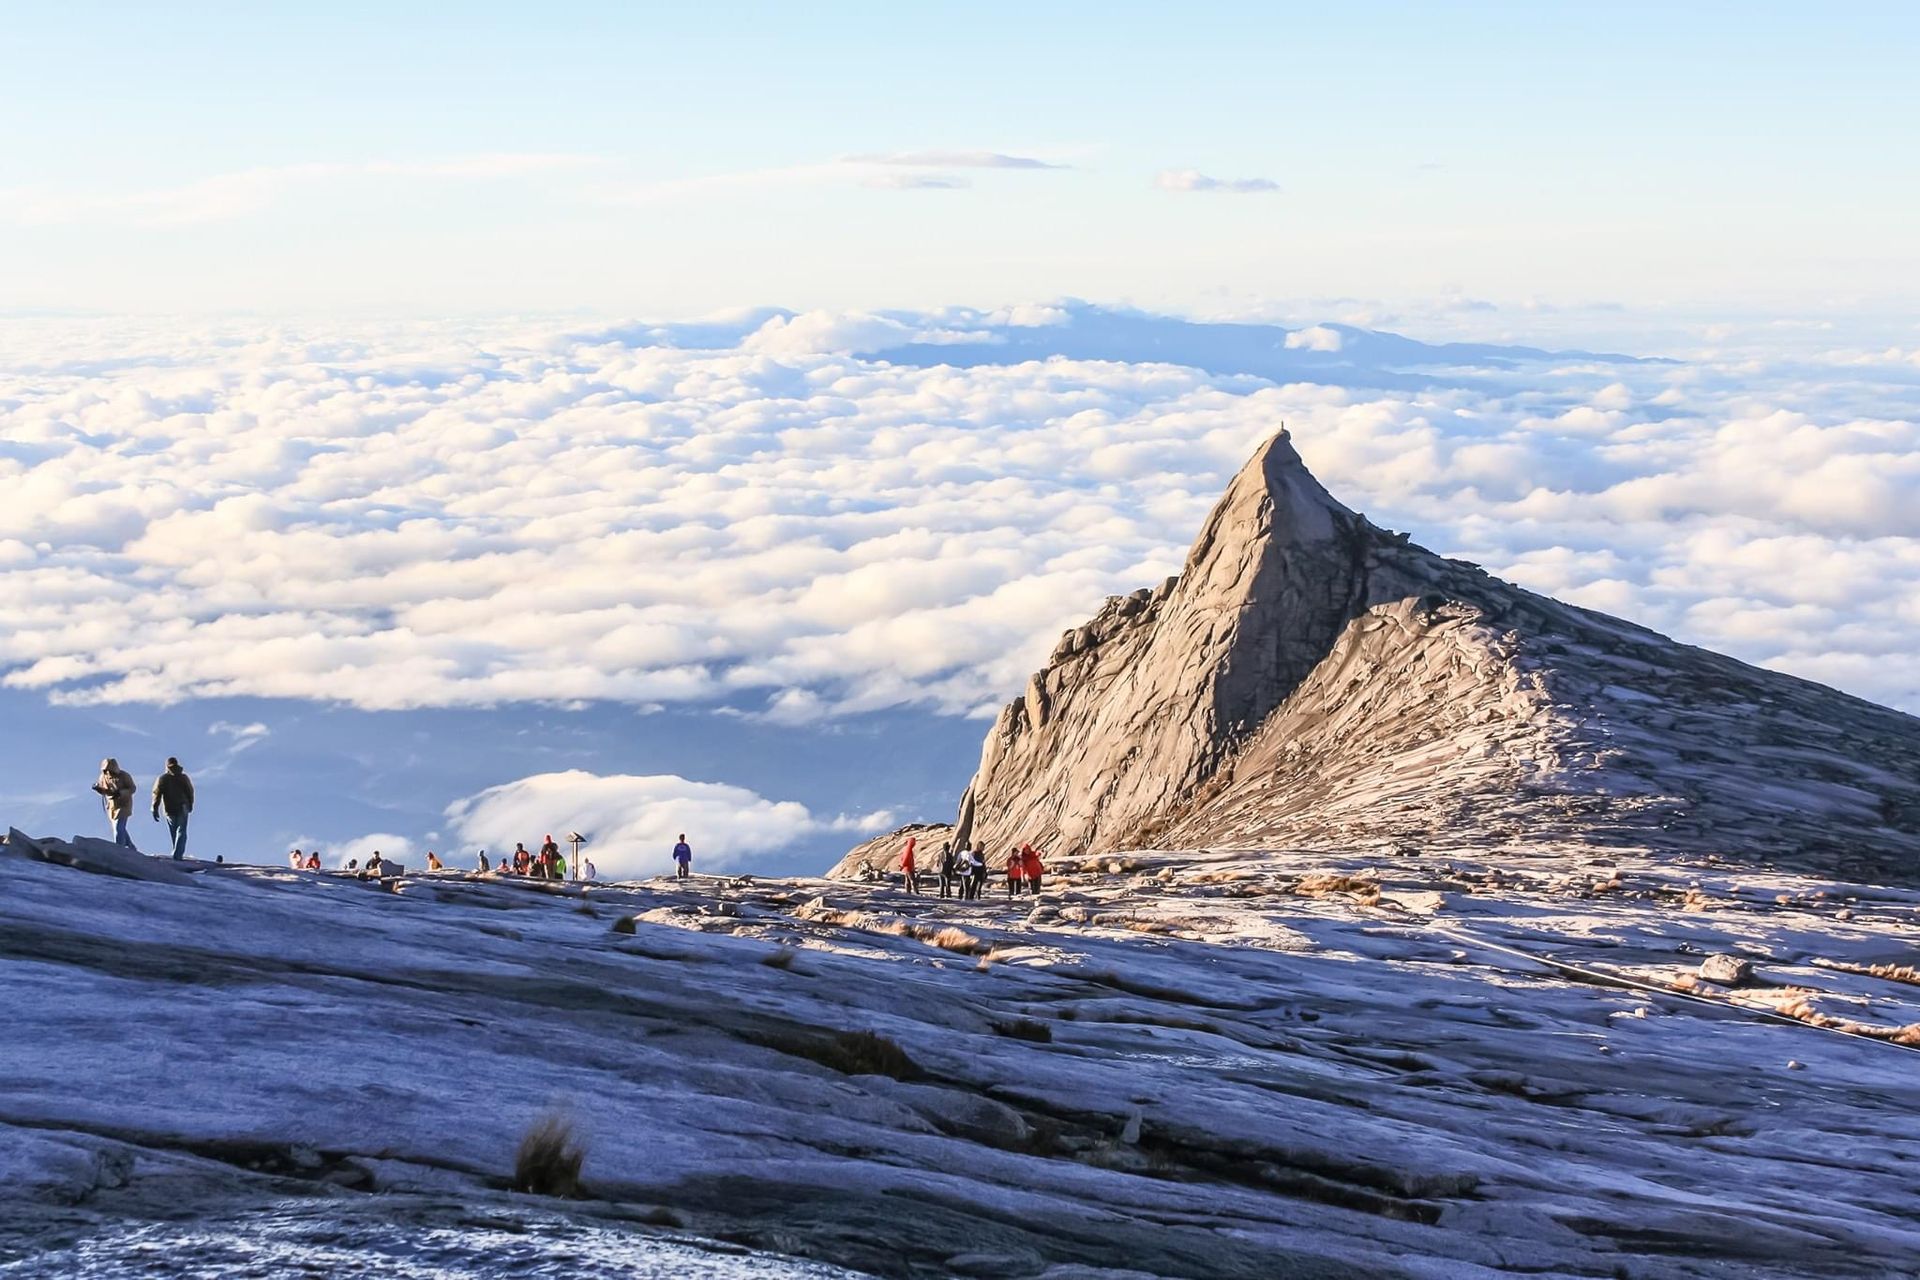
3, 304, 1917, 871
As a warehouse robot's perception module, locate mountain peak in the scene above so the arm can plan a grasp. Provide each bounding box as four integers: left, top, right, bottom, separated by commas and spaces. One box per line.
919, 434, 1920, 881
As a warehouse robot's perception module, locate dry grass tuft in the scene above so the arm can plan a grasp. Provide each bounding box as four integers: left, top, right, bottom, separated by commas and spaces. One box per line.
760, 946, 798, 970
610, 916, 638, 935
991, 1017, 1053, 1043
822, 1029, 918, 1079
513, 1113, 586, 1197
927, 926, 985, 955
1293, 872, 1381, 907
1813, 958, 1920, 988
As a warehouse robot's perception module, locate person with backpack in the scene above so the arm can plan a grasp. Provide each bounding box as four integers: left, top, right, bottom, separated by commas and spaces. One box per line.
899, 835, 919, 894
92, 759, 138, 850
966, 844, 988, 899
673, 834, 692, 880
1021, 843, 1046, 895
936, 841, 958, 899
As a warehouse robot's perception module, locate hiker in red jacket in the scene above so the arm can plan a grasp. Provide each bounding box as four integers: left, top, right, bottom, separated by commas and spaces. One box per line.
1021, 843, 1045, 894
1005, 847, 1025, 897
899, 835, 919, 894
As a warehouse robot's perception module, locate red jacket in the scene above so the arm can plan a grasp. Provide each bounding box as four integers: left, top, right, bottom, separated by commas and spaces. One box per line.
901, 836, 917, 873
1021, 848, 1044, 879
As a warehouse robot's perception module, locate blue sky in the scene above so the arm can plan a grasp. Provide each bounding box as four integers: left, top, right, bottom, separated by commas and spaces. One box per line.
6, 2, 1919, 316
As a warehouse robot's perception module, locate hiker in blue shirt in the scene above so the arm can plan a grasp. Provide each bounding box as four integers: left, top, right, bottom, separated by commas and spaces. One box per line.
672, 834, 692, 880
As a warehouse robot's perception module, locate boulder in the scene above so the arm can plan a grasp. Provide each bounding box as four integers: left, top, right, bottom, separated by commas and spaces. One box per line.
1698, 954, 1755, 986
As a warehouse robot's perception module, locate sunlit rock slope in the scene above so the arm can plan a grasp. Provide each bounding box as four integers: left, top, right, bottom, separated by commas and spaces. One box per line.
3, 836, 1918, 1278
933, 432, 1920, 882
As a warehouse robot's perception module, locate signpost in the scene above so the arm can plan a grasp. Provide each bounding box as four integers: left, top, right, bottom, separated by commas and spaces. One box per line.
568, 831, 587, 880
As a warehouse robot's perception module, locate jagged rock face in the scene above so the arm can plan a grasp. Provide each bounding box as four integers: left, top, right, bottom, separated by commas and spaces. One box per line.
941, 430, 1920, 881
952, 434, 1431, 860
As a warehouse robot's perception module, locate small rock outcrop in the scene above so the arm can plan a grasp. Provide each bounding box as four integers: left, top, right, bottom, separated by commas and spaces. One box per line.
843, 430, 1920, 881
824, 823, 954, 881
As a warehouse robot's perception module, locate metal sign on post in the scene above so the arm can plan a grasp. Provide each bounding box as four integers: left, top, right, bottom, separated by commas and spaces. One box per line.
568, 831, 587, 880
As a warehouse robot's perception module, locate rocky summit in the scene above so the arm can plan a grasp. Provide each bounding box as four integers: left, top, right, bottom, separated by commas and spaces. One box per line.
855, 431, 1920, 882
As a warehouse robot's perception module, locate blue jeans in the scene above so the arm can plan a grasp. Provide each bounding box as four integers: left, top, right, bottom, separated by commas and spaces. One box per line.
165, 812, 189, 860
112, 814, 134, 849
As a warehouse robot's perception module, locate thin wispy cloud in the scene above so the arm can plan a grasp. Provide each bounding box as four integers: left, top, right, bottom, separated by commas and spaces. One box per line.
861, 172, 972, 190
608, 149, 1071, 203
3, 154, 603, 227
842, 150, 1070, 170
1154, 168, 1280, 194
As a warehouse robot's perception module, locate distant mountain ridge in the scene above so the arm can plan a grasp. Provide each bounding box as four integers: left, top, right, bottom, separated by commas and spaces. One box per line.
839, 431, 1920, 883
584, 301, 1657, 392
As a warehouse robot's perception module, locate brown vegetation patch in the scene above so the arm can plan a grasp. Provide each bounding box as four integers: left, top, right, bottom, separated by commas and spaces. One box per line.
1812, 958, 1920, 988
513, 1113, 586, 1197
755, 1027, 921, 1080
991, 1017, 1053, 1043
1293, 872, 1381, 906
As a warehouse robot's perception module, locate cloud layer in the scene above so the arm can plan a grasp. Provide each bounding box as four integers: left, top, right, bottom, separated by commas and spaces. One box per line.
1, 306, 1917, 726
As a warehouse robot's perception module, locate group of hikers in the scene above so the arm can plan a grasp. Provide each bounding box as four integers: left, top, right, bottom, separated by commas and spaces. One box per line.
92, 757, 195, 860
893, 834, 1047, 899
283, 836, 605, 881
473, 836, 587, 880
89, 755, 1031, 903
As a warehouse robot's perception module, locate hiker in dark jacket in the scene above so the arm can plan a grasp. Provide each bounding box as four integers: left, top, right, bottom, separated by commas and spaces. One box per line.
937, 842, 958, 899
149, 757, 195, 860
966, 845, 988, 899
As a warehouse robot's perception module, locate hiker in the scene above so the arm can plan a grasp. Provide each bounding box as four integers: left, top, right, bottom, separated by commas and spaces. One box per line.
900, 835, 919, 894
346, 858, 359, 871
1006, 848, 1025, 897
1021, 843, 1046, 895
426, 850, 444, 871
365, 850, 385, 877
92, 758, 137, 849
148, 757, 195, 861
966, 844, 988, 899
673, 834, 692, 880
304, 851, 321, 871
582, 856, 596, 880
937, 841, 958, 899
290, 849, 305, 870
477, 850, 490, 873
512, 843, 530, 875
553, 849, 567, 879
